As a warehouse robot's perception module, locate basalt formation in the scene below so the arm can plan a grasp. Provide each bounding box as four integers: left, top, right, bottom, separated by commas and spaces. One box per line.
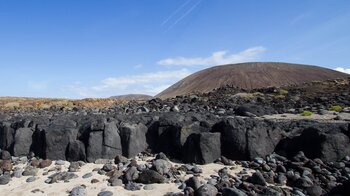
0, 70, 349, 195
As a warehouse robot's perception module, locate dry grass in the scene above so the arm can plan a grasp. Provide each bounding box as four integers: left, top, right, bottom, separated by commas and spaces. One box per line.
0, 97, 129, 111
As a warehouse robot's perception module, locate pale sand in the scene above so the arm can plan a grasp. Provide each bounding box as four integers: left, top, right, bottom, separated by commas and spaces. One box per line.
262, 112, 350, 121
1, 159, 248, 196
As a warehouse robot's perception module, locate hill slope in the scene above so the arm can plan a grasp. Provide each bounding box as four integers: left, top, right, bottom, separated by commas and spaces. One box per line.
157, 62, 349, 99
110, 94, 153, 101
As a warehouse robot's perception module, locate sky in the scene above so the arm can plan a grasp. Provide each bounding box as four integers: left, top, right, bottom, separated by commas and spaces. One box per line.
0, 0, 350, 99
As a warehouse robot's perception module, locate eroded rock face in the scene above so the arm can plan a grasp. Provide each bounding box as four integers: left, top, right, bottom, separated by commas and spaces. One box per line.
44, 118, 78, 160
120, 123, 147, 158
0, 122, 14, 150
13, 128, 33, 157
148, 113, 217, 160
0, 111, 348, 164
275, 124, 350, 162
86, 120, 123, 162
211, 118, 284, 160
182, 132, 221, 164
212, 117, 349, 162
67, 140, 86, 162
87, 131, 103, 162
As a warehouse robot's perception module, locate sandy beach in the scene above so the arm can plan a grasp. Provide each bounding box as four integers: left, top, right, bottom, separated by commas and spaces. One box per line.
1, 157, 249, 196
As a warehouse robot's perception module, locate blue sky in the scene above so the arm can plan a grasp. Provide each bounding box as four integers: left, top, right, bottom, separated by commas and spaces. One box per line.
0, 0, 349, 98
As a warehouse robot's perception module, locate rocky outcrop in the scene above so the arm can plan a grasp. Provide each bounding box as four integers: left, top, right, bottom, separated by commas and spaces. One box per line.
0, 122, 14, 151
0, 112, 349, 164
211, 117, 284, 160
66, 140, 86, 162
212, 117, 349, 162
44, 118, 78, 160
182, 132, 221, 164
13, 128, 33, 157
86, 120, 123, 162
120, 123, 147, 158
275, 124, 350, 162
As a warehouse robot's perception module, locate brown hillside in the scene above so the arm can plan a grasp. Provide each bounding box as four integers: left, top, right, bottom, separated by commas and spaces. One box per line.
157, 62, 349, 99
110, 94, 153, 101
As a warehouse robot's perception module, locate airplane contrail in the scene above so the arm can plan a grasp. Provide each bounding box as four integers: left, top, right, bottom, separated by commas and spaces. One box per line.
167, 0, 202, 30
162, 0, 192, 26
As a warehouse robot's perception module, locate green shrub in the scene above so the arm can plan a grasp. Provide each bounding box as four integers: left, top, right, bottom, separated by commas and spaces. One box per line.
275, 95, 285, 100
278, 89, 289, 95
301, 111, 313, 116
329, 105, 343, 112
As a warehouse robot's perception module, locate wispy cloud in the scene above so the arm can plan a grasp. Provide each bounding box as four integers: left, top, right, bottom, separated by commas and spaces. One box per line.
290, 13, 310, 26
335, 67, 350, 74
133, 64, 143, 69
158, 46, 266, 66
63, 69, 192, 98
27, 81, 48, 91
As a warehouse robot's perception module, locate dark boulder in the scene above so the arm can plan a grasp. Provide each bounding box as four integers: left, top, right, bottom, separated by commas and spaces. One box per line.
149, 113, 189, 157
212, 118, 250, 160
87, 119, 123, 162
120, 123, 147, 158
182, 132, 221, 164
222, 188, 247, 196
87, 131, 103, 162
66, 140, 86, 162
186, 176, 202, 190
125, 166, 139, 181
31, 128, 45, 158
103, 121, 122, 158
329, 179, 350, 196
235, 104, 274, 117
246, 121, 283, 159
275, 124, 350, 162
90, 118, 105, 131
13, 128, 33, 157
0, 175, 11, 185
195, 184, 218, 196
137, 170, 165, 184
249, 171, 267, 186
152, 159, 171, 175
212, 117, 283, 160
306, 185, 323, 196
1, 150, 11, 160
321, 132, 350, 162
152, 117, 211, 160
0, 122, 14, 151
44, 118, 78, 160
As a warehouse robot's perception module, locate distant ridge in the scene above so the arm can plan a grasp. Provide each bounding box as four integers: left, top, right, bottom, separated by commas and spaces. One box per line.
110, 94, 153, 101
157, 62, 349, 99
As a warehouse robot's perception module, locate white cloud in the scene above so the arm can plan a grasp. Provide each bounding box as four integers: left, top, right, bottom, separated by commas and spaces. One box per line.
335, 67, 350, 74
158, 46, 266, 66
62, 69, 192, 98
27, 81, 48, 91
134, 64, 143, 69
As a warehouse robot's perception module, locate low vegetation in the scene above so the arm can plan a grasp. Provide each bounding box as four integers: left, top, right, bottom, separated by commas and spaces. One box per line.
301, 111, 313, 116
0, 97, 129, 111
274, 95, 286, 100
329, 105, 343, 112
278, 89, 289, 95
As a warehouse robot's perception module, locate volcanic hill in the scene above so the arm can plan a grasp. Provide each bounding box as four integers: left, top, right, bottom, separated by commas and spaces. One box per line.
157, 62, 349, 99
